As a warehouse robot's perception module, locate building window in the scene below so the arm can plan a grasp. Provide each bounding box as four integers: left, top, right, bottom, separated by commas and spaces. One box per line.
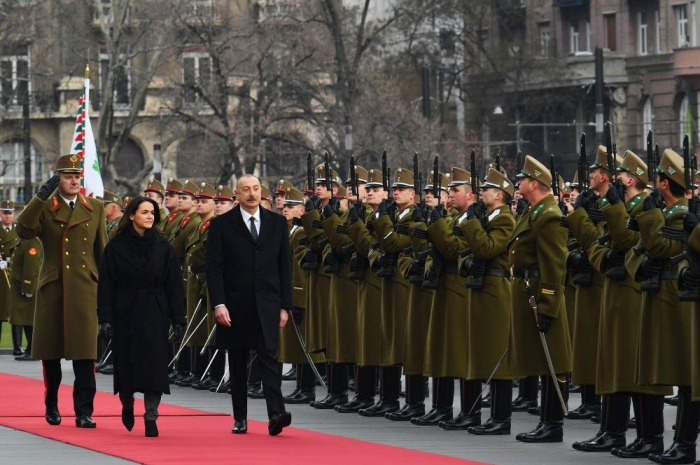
478, 30, 489, 68
639, 12, 648, 55
679, 94, 691, 146
693, 2, 698, 46
677, 4, 689, 47
643, 98, 654, 145
0, 46, 30, 108
570, 22, 580, 53
605, 14, 617, 51
655, 10, 661, 53
0, 140, 43, 202
182, 52, 211, 105
539, 22, 551, 57
99, 53, 130, 108
586, 20, 591, 52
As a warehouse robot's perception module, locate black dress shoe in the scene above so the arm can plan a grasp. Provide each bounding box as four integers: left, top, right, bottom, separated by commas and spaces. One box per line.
121, 409, 134, 431
511, 396, 537, 412
611, 436, 664, 458
570, 385, 581, 393
247, 386, 265, 399
516, 422, 543, 441
516, 421, 563, 443
481, 392, 491, 408
145, 419, 158, 437
99, 364, 114, 375
232, 419, 248, 434
211, 380, 230, 393
439, 412, 481, 430
14, 352, 34, 361
268, 412, 292, 436
168, 370, 187, 384
566, 403, 601, 420
665, 395, 680, 406
358, 399, 400, 417
573, 430, 604, 450
411, 407, 453, 426
12, 347, 24, 356
527, 405, 540, 416
348, 378, 356, 392
578, 431, 626, 452
468, 418, 511, 436
45, 406, 61, 426
175, 374, 197, 387
192, 377, 219, 391
285, 389, 316, 405
310, 392, 348, 409
385, 402, 425, 421
282, 366, 297, 381
648, 441, 697, 464
628, 416, 636, 429
75, 415, 97, 428
334, 396, 374, 413
590, 414, 601, 424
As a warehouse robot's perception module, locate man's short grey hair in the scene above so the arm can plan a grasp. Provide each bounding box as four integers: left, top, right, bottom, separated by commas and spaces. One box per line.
237, 174, 260, 185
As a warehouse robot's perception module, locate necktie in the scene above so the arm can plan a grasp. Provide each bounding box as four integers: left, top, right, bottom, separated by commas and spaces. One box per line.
249, 217, 258, 242
69, 201, 75, 210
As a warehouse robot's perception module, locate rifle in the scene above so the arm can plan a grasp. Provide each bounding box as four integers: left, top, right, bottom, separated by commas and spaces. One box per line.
324, 151, 333, 199
605, 121, 615, 178
470, 150, 481, 213
349, 155, 358, 198
381, 149, 388, 192
432, 154, 440, 202
495, 152, 501, 172
550, 154, 560, 200
413, 153, 421, 205
307, 152, 314, 192
579, 133, 588, 191
648, 131, 655, 189
465, 150, 486, 290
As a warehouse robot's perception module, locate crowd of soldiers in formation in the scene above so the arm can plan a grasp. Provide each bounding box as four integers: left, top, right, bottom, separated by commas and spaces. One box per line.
3, 131, 700, 464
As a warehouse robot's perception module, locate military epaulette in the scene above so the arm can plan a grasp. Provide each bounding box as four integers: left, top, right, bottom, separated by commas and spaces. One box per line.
79, 194, 92, 211
51, 196, 61, 212
530, 203, 545, 219
168, 212, 178, 223
627, 194, 643, 210
200, 220, 211, 232
181, 215, 191, 227
664, 204, 688, 218
533, 205, 559, 220
598, 198, 609, 208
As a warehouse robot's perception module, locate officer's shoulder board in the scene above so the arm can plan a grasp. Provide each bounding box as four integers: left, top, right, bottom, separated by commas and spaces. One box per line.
664, 203, 688, 219
531, 203, 560, 220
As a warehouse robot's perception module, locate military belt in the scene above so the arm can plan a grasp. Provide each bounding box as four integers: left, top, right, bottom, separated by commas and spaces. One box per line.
660, 270, 679, 280
485, 269, 510, 278
511, 268, 540, 278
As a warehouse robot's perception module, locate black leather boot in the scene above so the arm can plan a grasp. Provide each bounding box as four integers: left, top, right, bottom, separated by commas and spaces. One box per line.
282, 365, 297, 381
11, 325, 23, 356
285, 389, 316, 404
516, 375, 565, 443
412, 377, 454, 425
386, 374, 426, 420
648, 388, 699, 464
567, 384, 601, 420
612, 393, 665, 458
512, 376, 538, 412
311, 363, 348, 409
359, 366, 400, 417
578, 393, 629, 452
386, 402, 425, 421
469, 379, 512, 436
440, 379, 481, 430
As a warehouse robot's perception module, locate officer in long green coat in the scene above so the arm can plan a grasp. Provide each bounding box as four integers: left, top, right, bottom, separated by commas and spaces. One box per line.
143, 177, 168, 231
627, 149, 696, 464
0, 200, 21, 354
344, 169, 385, 413
565, 147, 622, 421
683, 210, 700, 405
510, 155, 572, 443
103, 191, 123, 240
459, 168, 515, 436
17, 154, 108, 428
163, 178, 184, 239
9, 235, 42, 361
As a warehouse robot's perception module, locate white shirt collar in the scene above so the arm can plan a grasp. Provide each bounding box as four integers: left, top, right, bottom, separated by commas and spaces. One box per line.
60, 194, 78, 207
240, 207, 261, 230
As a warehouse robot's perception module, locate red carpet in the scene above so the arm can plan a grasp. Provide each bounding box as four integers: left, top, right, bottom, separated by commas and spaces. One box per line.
0, 373, 489, 465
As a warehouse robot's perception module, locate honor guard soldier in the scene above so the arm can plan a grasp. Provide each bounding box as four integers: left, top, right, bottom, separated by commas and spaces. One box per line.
103, 191, 123, 240
143, 177, 168, 230
510, 155, 572, 443
279, 187, 325, 404
261, 186, 274, 211
18, 154, 108, 428
0, 200, 21, 355
9, 231, 42, 361
358, 168, 414, 418
275, 179, 294, 212
169, 180, 202, 385
346, 168, 387, 413
418, 167, 477, 429
319, 165, 368, 413
214, 185, 235, 217
576, 150, 671, 455
185, 183, 223, 391
163, 179, 184, 239
459, 168, 516, 435
627, 149, 696, 463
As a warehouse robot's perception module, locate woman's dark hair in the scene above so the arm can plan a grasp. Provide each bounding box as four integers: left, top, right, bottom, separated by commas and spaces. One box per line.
114, 195, 164, 237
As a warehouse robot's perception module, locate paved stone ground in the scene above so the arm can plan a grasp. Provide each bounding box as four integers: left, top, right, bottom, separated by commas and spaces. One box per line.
0, 351, 680, 465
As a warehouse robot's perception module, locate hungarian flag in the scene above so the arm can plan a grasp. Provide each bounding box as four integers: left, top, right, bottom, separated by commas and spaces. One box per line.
69, 67, 104, 198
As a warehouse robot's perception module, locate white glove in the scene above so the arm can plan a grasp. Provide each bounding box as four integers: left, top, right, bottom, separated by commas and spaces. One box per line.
0, 260, 8, 270
23, 293, 32, 298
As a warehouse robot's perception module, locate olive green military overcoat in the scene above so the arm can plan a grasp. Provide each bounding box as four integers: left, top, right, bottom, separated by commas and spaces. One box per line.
300, 208, 330, 354
0, 225, 19, 320
18, 194, 107, 360
686, 225, 700, 400
163, 210, 183, 239
9, 237, 42, 326
185, 217, 212, 347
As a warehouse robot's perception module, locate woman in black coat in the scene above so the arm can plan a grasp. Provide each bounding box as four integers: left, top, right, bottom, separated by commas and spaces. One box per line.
97, 196, 185, 437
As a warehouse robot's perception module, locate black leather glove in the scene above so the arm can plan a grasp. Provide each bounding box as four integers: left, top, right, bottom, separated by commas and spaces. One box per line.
172, 325, 184, 342
407, 260, 425, 281
349, 255, 363, 272
605, 182, 624, 205
379, 254, 394, 268
470, 259, 486, 276
574, 190, 596, 211
641, 257, 661, 277
348, 203, 363, 224
515, 198, 528, 215
685, 211, 700, 234
604, 248, 626, 267
643, 190, 664, 211
412, 204, 427, 223
569, 252, 592, 273
377, 199, 389, 217
301, 248, 318, 270
99, 322, 113, 340
37, 175, 60, 201
305, 196, 320, 213
322, 198, 340, 219
291, 307, 304, 325
537, 313, 553, 333
680, 267, 700, 290
466, 202, 486, 221
429, 204, 446, 223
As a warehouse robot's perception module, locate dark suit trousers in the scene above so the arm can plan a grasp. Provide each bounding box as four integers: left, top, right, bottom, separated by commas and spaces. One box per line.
229, 335, 284, 421
42, 359, 96, 416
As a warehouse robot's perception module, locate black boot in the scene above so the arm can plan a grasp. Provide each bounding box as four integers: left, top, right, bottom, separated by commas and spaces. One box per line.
566, 384, 601, 420
386, 374, 426, 421
11, 325, 23, 356
469, 379, 512, 436
512, 376, 538, 412
516, 375, 565, 443
286, 363, 316, 404
578, 394, 628, 452
311, 363, 348, 409
440, 379, 481, 430
359, 366, 400, 417
336, 365, 374, 412
411, 377, 453, 426
648, 388, 698, 464
145, 419, 158, 437
612, 393, 665, 458
282, 365, 297, 381
15, 326, 34, 360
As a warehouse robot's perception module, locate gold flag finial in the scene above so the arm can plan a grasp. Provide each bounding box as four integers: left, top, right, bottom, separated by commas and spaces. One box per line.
85, 48, 90, 79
